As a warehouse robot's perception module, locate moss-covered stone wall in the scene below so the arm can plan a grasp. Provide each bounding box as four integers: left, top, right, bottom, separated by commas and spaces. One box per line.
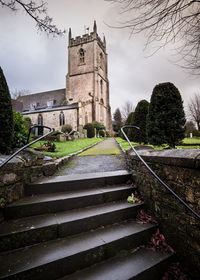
125, 149, 200, 278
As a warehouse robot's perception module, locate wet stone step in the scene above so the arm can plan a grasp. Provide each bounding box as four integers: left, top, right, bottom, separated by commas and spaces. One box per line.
0, 221, 156, 280
25, 170, 131, 195
0, 201, 144, 252
4, 185, 133, 219
59, 248, 173, 280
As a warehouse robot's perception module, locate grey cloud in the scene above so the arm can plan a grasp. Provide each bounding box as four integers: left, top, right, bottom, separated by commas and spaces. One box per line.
0, 0, 199, 117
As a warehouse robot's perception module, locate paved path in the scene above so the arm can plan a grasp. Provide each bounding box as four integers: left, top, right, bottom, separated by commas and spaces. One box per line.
57, 138, 126, 175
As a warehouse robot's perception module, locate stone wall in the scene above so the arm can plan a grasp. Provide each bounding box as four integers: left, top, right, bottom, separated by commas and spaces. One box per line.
0, 140, 102, 213
24, 108, 78, 131
0, 149, 57, 210
125, 148, 200, 277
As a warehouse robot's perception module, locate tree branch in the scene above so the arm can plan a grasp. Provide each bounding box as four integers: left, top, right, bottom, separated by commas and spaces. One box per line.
0, 0, 65, 36
106, 0, 200, 74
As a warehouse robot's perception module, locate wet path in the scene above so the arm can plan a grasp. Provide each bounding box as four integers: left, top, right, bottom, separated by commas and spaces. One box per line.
57, 138, 126, 175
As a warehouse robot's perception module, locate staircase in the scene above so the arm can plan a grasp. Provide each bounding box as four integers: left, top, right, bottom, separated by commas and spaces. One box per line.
0, 170, 173, 280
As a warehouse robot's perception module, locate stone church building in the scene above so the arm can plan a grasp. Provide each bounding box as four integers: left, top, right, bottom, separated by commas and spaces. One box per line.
18, 21, 112, 134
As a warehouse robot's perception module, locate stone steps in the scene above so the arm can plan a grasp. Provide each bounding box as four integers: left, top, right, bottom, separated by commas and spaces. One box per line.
4, 185, 133, 219
0, 200, 143, 252
59, 248, 173, 280
0, 170, 173, 279
0, 221, 157, 280
25, 170, 131, 195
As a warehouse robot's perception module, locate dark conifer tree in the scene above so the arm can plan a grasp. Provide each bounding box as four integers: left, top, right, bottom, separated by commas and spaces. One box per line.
132, 100, 149, 144
127, 112, 135, 141
113, 108, 123, 134
147, 82, 186, 147
0, 67, 13, 153
120, 111, 134, 139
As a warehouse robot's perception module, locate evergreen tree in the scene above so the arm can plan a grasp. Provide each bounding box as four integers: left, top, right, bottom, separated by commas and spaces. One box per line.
132, 100, 149, 144
127, 112, 135, 141
0, 67, 13, 153
113, 108, 123, 134
147, 82, 186, 147
120, 112, 134, 140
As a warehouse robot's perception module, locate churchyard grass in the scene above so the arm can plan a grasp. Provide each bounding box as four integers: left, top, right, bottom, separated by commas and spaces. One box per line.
182, 138, 200, 144
115, 137, 200, 150
31, 138, 103, 158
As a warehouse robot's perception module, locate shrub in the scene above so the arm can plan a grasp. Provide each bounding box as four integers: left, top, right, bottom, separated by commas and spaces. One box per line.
99, 130, 105, 137
147, 82, 186, 147
105, 131, 110, 137
11, 111, 28, 148
46, 130, 61, 142
24, 117, 32, 131
61, 124, 72, 134
92, 121, 105, 131
192, 129, 200, 137
0, 67, 13, 153
84, 123, 95, 138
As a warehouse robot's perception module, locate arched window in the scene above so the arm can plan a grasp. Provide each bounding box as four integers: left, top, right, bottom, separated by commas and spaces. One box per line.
59, 111, 65, 126
38, 114, 43, 135
79, 48, 85, 64
100, 79, 103, 95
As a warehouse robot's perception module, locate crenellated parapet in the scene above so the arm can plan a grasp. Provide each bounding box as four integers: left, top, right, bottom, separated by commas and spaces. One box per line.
68, 21, 106, 51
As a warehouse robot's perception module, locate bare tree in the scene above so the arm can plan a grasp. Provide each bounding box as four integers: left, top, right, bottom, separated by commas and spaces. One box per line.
0, 0, 65, 36
11, 88, 30, 99
121, 100, 135, 121
106, 0, 200, 74
188, 93, 200, 130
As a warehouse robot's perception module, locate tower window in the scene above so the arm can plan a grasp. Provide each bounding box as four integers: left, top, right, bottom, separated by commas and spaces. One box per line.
59, 111, 65, 126
100, 79, 103, 95
100, 53, 103, 67
79, 48, 85, 64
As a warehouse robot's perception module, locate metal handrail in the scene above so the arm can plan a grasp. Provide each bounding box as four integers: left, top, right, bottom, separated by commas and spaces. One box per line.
121, 125, 200, 220
0, 125, 54, 169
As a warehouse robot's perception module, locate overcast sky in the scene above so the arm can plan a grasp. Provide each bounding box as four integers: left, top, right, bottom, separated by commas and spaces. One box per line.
0, 0, 200, 119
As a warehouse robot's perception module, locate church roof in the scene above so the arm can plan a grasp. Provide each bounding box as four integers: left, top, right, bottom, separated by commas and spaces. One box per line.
18, 88, 66, 112
11, 99, 23, 112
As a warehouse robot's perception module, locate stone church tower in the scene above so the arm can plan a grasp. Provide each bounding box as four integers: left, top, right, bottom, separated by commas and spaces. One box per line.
66, 21, 112, 130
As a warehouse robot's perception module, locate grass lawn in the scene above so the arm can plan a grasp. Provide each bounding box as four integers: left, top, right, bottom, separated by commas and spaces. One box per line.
182, 138, 200, 144
115, 137, 200, 151
31, 138, 103, 158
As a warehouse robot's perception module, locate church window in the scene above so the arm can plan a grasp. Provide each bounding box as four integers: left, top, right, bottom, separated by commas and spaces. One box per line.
30, 103, 37, 110
79, 48, 85, 64
47, 100, 54, 108
59, 111, 65, 126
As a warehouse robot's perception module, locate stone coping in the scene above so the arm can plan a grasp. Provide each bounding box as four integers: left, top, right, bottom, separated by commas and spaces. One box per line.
0, 139, 105, 178
127, 148, 200, 169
